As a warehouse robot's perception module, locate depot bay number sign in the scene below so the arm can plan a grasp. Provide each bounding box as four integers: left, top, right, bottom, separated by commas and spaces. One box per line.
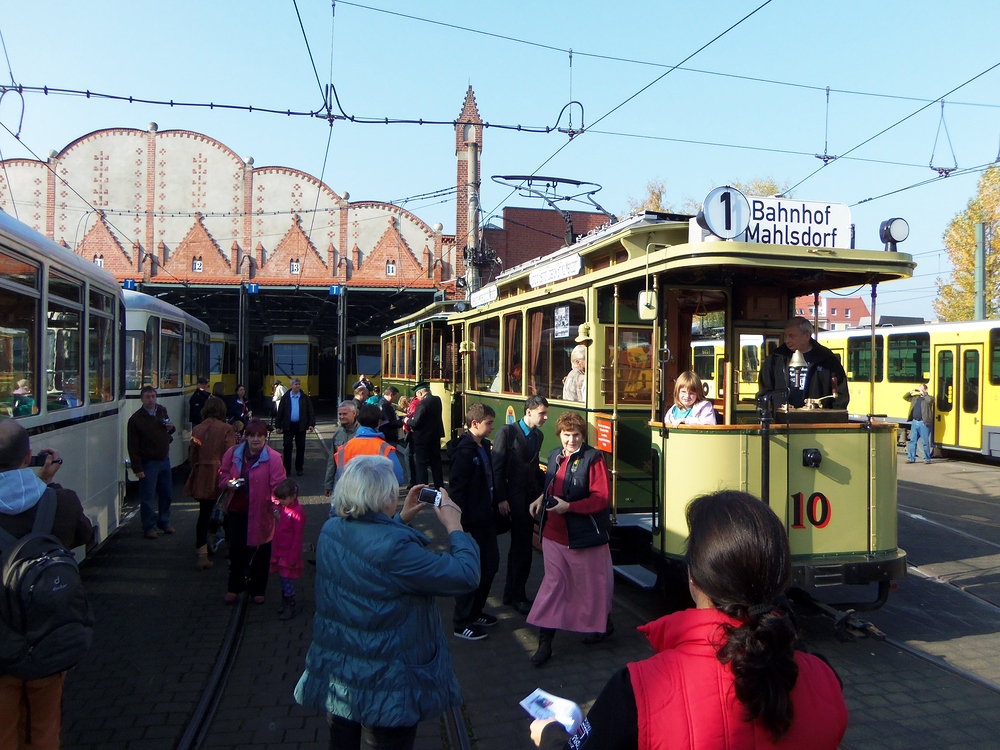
700, 186, 852, 250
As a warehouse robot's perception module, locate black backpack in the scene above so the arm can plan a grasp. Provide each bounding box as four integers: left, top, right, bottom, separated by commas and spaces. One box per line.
0, 487, 94, 680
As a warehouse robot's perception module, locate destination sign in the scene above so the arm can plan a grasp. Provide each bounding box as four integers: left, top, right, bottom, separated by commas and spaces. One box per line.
470, 284, 498, 308
529, 253, 581, 288
742, 197, 851, 249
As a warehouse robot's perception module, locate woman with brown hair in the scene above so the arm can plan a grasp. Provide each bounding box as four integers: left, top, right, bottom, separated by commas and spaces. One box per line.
527, 410, 613, 666
182, 395, 236, 570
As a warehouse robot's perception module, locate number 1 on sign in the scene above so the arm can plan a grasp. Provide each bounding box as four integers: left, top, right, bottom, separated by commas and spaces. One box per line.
719, 190, 732, 231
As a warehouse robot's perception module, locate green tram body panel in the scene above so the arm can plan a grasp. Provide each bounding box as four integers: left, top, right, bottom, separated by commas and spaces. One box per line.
649, 422, 902, 585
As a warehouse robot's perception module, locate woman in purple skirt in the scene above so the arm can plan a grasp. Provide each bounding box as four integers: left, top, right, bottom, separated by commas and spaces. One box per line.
527, 410, 613, 666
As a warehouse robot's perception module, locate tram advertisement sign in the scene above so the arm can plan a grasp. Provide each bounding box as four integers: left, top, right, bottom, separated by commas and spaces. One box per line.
596, 419, 613, 452
554, 306, 570, 338
529, 253, 582, 288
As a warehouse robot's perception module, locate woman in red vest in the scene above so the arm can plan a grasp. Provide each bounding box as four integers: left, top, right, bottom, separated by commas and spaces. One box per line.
530, 490, 848, 750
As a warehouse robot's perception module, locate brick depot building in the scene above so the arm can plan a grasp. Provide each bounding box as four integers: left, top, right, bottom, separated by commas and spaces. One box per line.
0, 88, 606, 399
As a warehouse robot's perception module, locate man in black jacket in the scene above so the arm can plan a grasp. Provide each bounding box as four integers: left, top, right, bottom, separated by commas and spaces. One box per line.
275, 378, 316, 476
407, 382, 445, 489
377, 385, 404, 446
758, 317, 849, 410
127, 386, 177, 539
493, 395, 548, 615
450, 403, 498, 641
189, 377, 210, 426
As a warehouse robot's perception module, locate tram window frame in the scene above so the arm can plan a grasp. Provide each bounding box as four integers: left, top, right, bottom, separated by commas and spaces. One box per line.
159, 320, 183, 390
0, 250, 40, 419
46, 275, 84, 411
693, 345, 716, 381
184, 327, 194, 387
846, 335, 884, 382
406, 332, 416, 380
887, 332, 930, 383
210, 339, 224, 376
963, 349, 980, 414
990, 329, 1000, 385
502, 313, 523, 395
273, 343, 309, 379
143, 316, 160, 388
603, 326, 654, 404
469, 317, 500, 392
527, 298, 586, 401
937, 350, 954, 413
420, 325, 446, 381
88, 289, 115, 404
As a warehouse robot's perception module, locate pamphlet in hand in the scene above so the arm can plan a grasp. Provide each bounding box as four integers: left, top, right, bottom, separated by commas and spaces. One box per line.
520, 688, 583, 734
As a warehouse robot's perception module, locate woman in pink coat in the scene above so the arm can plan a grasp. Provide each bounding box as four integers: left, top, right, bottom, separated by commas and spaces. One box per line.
218, 418, 287, 604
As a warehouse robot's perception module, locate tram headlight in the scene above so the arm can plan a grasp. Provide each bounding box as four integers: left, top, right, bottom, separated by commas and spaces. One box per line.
802, 448, 823, 469
879, 218, 909, 251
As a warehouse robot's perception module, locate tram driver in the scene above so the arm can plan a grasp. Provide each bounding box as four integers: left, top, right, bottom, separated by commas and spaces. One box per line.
758, 317, 848, 410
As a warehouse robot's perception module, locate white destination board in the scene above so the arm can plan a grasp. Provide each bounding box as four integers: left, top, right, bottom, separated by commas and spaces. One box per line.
741, 197, 851, 248
529, 253, 582, 288
470, 284, 498, 308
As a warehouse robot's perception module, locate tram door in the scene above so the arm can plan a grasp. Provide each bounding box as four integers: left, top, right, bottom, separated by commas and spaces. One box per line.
933, 344, 983, 450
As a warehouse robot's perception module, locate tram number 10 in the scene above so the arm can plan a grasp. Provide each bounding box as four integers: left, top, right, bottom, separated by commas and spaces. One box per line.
790, 492, 832, 529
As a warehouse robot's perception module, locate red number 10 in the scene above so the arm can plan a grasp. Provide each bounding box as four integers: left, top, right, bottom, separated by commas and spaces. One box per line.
791, 492, 832, 529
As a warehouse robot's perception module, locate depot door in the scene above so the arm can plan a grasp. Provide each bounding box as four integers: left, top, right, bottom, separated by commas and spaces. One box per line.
933, 344, 983, 450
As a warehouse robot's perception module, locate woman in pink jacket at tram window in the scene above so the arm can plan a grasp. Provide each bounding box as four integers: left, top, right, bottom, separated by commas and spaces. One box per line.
218, 418, 287, 604
665, 371, 717, 427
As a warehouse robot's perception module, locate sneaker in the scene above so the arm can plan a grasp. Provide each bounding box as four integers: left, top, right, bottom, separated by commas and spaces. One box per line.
454, 624, 488, 641
143, 528, 159, 540
924, 460, 932, 464
905, 459, 916, 464
474, 614, 498, 627
160, 525, 177, 534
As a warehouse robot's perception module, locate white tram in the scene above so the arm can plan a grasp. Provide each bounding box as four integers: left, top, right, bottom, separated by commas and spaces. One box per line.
122, 290, 210, 479
0, 210, 124, 548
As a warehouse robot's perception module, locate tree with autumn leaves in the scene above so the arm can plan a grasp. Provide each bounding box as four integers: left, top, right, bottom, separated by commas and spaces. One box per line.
934, 165, 1000, 321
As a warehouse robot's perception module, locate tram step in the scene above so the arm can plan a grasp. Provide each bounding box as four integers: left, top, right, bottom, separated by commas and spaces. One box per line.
614, 564, 658, 590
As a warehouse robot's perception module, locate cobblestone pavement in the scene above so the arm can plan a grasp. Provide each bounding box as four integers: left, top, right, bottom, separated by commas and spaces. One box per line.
62, 436, 1000, 749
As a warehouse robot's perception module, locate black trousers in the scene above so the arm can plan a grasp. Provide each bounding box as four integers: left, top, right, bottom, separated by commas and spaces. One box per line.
328, 715, 418, 750
224, 511, 271, 597
504, 495, 535, 603
454, 525, 499, 626
283, 423, 307, 473
412, 439, 443, 489
195, 498, 218, 548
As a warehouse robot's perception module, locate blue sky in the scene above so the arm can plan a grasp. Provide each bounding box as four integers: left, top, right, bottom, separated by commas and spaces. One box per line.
2, 1, 999, 320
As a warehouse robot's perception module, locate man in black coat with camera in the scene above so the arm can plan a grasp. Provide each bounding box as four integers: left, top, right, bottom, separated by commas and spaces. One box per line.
407, 382, 445, 489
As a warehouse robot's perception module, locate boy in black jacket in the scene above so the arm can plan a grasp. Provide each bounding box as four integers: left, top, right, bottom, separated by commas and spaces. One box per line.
450, 403, 498, 641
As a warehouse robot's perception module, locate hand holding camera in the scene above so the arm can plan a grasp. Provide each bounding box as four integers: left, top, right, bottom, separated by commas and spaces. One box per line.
228, 477, 246, 489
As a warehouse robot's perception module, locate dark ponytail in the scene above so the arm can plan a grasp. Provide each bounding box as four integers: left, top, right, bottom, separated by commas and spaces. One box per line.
685, 490, 799, 740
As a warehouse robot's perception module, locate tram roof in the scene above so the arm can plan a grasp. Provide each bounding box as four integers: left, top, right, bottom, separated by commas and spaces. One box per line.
385, 300, 459, 333
0, 209, 122, 293
472, 210, 914, 308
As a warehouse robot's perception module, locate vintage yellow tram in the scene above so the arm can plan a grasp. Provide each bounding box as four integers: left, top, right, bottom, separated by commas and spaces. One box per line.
387, 194, 915, 606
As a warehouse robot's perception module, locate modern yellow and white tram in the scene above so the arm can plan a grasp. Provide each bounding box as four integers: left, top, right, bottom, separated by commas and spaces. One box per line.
0, 209, 124, 547
123, 290, 210, 480
262, 334, 319, 396
209, 331, 238, 396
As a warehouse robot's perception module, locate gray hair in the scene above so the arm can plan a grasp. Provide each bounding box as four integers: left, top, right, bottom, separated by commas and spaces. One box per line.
338, 400, 358, 413
570, 345, 587, 363
785, 316, 813, 335
331, 455, 399, 518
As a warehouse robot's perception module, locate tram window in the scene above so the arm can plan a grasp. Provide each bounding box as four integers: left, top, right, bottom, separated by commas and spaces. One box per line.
89, 289, 114, 313
887, 333, 929, 383
210, 340, 224, 375
936, 350, 954, 413
846, 336, 883, 382
502, 314, 523, 394
693, 346, 715, 381
125, 331, 143, 390
88, 309, 114, 403
527, 299, 586, 400
604, 327, 653, 404
143, 316, 159, 388
0, 250, 40, 290
274, 344, 309, 377
420, 327, 444, 381
385, 337, 395, 378
406, 333, 416, 379
469, 318, 500, 391
0, 284, 39, 418
963, 350, 980, 414
46, 302, 82, 410
48, 272, 82, 304
990, 330, 1000, 385
159, 321, 183, 389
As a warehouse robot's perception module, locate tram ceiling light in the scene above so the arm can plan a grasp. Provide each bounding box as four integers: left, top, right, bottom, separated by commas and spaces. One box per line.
879, 218, 909, 251
802, 448, 823, 469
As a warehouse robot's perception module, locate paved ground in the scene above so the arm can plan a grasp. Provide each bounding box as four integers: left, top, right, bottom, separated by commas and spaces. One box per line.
60, 432, 1000, 749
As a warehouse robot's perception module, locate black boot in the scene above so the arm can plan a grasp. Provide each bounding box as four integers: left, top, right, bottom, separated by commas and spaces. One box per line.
279, 596, 297, 620
531, 628, 555, 666
582, 616, 615, 645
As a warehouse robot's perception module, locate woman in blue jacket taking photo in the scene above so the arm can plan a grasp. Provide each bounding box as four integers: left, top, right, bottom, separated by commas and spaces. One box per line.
294, 455, 479, 750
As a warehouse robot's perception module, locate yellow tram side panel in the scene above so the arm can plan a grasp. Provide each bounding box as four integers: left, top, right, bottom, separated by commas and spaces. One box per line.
655, 424, 898, 564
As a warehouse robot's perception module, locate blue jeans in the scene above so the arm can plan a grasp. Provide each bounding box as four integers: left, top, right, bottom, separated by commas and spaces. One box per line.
908, 421, 932, 462
138, 458, 173, 531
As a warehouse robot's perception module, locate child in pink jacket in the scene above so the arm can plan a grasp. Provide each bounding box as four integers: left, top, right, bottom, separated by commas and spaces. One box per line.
271, 478, 306, 619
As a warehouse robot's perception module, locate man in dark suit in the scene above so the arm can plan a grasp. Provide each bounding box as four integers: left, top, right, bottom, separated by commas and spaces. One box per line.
407, 382, 445, 488
275, 378, 315, 476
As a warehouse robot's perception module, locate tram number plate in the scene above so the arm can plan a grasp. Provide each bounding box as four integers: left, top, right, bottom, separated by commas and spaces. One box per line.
790, 492, 831, 529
